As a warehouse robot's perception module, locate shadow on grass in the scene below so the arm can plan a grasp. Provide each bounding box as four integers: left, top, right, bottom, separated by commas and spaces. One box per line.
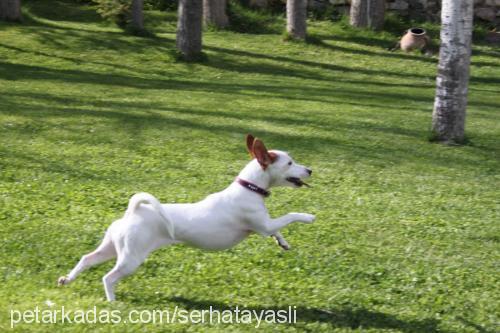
456, 316, 497, 333
200, 42, 438, 82
23, 0, 171, 37
307, 34, 437, 64
24, 0, 102, 24
1, 5, 499, 166
0, 147, 116, 181
133, 295, 446, 332
1, 58, 499, 111
200, 42, 499, 86
5, 12, 500, 87
0, 11, 436, 83
4, 21, 433, 83
0, 37, 435, 89
1, 89, 498, 172
0, 90, 431, 139
0, 42, 139, 73
226, 1, 284, 35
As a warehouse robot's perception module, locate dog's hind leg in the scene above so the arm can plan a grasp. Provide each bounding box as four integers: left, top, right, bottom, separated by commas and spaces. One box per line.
58, 234, 116, 286
102, 256, 142, 302
102, 235, 178, 301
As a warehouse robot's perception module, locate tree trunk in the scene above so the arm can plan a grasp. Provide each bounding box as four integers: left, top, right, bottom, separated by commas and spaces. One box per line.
176, 0, 203, 60
350, 0, 385, 30
249, 0, 267, 8
0, 0, 22, 21
432, 0, 473, 144
130, 0, 144, 31
286, 0, 307, 39
203, 0, 228, 29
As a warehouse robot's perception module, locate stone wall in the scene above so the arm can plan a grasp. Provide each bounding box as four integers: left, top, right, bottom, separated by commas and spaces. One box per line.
322, 0, 500, 24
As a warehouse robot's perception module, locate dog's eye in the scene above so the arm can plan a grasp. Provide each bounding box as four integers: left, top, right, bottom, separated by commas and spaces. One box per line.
288, 161, 292, 166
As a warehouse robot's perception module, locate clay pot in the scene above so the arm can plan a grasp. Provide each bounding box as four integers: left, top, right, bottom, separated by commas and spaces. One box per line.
400, 28, 430, 52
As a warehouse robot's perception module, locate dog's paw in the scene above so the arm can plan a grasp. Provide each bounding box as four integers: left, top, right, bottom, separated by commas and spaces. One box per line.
299, 213, 316, 224
58, 276, 69, 286
280, 242, 291, 251
277, 239, 291, 251
272, 235, 291, 250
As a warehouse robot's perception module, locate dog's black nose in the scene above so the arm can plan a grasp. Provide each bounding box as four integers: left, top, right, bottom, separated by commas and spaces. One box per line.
307, 169, 312, 175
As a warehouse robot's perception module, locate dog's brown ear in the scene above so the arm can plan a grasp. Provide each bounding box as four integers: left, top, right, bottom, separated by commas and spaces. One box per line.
252, 139, 273, 169
246, 134, 255, 158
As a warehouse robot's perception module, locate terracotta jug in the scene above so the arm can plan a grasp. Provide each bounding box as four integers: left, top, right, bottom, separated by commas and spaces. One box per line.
400, 28, 430, 52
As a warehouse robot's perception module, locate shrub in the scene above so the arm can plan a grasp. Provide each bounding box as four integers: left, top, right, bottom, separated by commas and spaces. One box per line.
144, 0, 177, 10
93, 0, 178, 27
227, 0, 283, 34
93, 0, 130, 28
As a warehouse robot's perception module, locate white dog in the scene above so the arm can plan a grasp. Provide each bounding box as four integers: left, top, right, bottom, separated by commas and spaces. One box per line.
58, 135, 315, 301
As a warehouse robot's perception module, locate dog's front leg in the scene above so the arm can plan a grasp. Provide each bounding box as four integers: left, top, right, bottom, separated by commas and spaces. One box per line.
253, 212, 315, 237
272, 232, 290, 250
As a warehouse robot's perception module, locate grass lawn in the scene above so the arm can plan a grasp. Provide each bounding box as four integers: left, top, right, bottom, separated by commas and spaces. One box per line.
0, 0, 499, 332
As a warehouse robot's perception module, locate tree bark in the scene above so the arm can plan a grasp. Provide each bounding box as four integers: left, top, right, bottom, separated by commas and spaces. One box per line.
350, 0, 385, 30
0, 0, 22, 21
249, 0, 267, 8
176, 0, 203, 60
287, 0, 307, 39
432, 0, 473, 144
203, 0, 228, 29
130, 0, 144, 31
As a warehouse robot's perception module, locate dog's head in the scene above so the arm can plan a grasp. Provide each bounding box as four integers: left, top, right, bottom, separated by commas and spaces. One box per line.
246, 134, 312, 188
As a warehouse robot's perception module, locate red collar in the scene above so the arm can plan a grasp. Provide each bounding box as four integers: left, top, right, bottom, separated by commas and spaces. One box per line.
236, 178, 270, 197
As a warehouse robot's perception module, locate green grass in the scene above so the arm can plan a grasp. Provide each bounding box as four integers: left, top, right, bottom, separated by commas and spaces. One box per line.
1, 0, 499, 332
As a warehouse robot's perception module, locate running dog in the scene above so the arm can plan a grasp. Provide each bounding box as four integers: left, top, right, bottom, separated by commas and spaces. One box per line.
58, 134, 315, 301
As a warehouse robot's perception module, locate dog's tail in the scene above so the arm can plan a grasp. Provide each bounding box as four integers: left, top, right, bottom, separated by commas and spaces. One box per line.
124, 192, 175, 239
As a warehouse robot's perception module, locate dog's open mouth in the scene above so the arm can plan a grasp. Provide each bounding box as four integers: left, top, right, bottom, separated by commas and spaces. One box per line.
286, 177, 310, 187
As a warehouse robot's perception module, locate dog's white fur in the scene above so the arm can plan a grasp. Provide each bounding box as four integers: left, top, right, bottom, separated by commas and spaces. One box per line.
58, 136, 314, 301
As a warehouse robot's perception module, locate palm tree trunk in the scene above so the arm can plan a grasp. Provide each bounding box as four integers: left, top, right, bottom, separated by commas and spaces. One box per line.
176, 0, 203, 60
350, 0, 385, 30
432, 0, 473, 144
0, 0, 22, 21
203, 0, 228, 29
287, 0, 307, 39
